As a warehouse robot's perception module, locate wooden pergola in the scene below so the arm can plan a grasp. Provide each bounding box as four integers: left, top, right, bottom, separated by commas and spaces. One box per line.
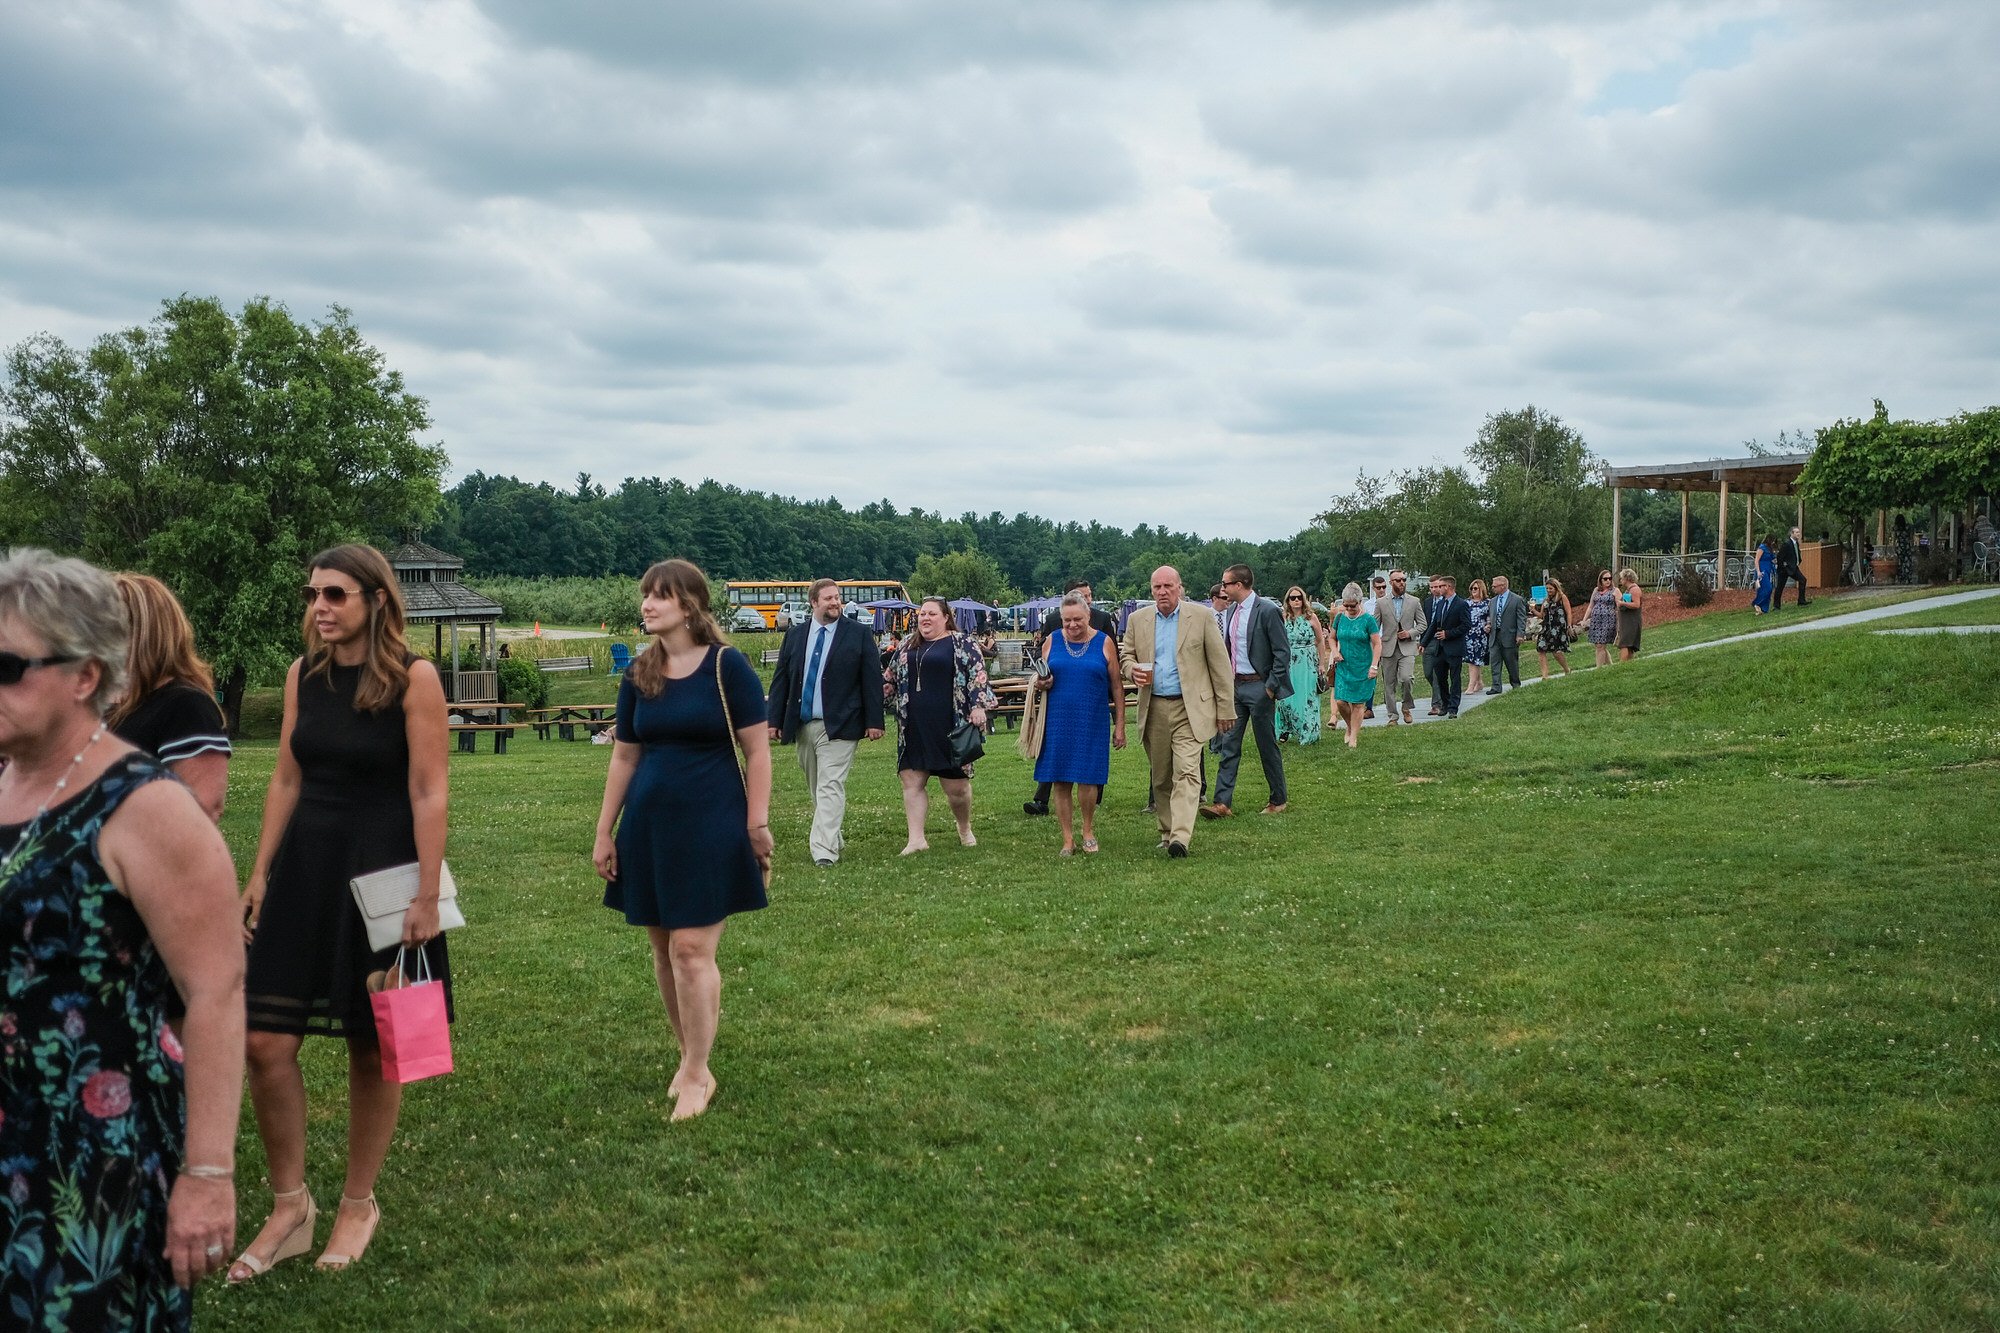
1606, 453, 1811, 588
386, 540, 504, 704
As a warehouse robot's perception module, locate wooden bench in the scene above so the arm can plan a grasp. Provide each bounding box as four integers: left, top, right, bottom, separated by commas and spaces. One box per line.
536, 656, 593, 674
525, 705, 617, 741
759, 648, 782, 667
448, 724, 517, 754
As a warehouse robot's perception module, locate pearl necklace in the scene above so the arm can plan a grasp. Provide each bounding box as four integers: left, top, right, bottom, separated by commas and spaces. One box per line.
2, 723, 108, 870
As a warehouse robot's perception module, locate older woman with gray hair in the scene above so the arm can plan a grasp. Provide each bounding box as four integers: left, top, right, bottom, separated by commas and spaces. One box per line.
1327, 581, 1382, 750
1030, 591, 1125, 854
0, 548, 246, 1326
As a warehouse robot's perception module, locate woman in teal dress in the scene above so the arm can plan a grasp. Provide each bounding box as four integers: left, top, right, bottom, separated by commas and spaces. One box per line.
1328, 582, 1382, 751
1276, 585, 1326, 745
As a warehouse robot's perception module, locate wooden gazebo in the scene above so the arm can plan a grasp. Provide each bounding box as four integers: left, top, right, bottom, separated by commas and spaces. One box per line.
385, 540, 504, 704
1607, 453, 1814, 589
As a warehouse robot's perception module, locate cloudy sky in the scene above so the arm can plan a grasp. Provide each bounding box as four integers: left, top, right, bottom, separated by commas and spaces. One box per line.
4, 1, 1995, 540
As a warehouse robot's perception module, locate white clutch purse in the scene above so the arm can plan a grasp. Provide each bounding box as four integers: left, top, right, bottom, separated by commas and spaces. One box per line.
349, 861, 465, 953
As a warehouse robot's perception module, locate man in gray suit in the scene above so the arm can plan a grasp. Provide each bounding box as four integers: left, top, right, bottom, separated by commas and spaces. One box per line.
1375, 569, 1427, 725
1204, 563, 1292, 816
1484, 574, 1526, 693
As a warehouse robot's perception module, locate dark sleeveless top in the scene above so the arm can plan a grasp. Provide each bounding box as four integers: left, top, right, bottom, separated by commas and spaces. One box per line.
246, 659, 452, 1037
1, 751, 190, 1331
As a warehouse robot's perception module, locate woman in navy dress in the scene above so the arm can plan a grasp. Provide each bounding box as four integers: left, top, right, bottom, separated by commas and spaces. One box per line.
1031, 594, 1126, 855
885, 597, 994, 855
594, 559, 771, 1122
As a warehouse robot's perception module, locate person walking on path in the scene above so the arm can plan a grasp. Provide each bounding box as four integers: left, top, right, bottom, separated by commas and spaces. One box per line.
1614, 568, 1645, 661
1585, 570, 1619, 665
1426, 575, 1472, 717
1, 549, 247, 1322
1276, 585, 1325, 745
1374, 571, 1425, 725
1206, 564, 1291, 817
767, 578, 883, 867
1120, 567, 1234, 858
1752, 536, 1777, 615
1775, 527, 1810, 608
1534, 578, 1574, 680
594, 559, 773, 1123
235, 544, 451, 1278
1031, 593, 1125, 855
1326, 583, 1381, 750
1422, 577, 1448, 716
1484, 576, 1526, 694
886, 596, 994, 855
1463, 578, 1491, 697
1360, 575, 1388, 719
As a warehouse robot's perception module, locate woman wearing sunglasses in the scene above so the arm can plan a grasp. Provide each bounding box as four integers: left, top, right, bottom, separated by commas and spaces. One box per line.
1275, 586, 1325, 745
231, 544, 451, 1280
0, 549, 246, 1321
1585, 570, 1619, 667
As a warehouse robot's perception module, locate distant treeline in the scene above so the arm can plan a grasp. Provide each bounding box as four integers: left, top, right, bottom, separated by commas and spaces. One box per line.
429, 472, 1370, 600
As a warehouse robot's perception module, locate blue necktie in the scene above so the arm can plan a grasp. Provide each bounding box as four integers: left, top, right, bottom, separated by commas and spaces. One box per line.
801, 626, 828, 721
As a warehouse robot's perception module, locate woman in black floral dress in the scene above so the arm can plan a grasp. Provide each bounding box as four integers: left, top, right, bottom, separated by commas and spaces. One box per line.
1535, 578, 1574, 680
0, 549, 245, 1330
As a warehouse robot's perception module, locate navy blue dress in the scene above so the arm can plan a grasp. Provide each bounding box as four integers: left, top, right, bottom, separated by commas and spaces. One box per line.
609, 646, 768, 928
1034, 631, 1112, 786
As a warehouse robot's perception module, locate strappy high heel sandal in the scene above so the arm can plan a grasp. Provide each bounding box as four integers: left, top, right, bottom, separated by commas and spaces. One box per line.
227, 1184, 317, 1284
315, 1193, 381, 1271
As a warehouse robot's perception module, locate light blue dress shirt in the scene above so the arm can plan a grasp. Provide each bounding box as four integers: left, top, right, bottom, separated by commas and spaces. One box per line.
1152, 607, 1183, 696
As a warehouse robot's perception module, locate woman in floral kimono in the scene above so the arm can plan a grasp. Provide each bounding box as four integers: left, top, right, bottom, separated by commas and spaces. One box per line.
885, 597, 996, 854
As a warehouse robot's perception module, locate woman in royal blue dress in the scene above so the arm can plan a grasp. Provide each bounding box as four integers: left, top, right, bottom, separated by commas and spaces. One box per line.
1752, 535, 1777, 615
1031, 593, 1126, 855
594, 559, 772, 1122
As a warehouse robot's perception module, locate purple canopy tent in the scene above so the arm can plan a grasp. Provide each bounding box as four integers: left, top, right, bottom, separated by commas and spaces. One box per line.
1010, 595, 1064, 636
864, 597, 917, 632
946, 598, 1000, 633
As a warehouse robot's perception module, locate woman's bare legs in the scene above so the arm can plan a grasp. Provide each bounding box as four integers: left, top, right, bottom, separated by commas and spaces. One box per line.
1053, 782, 1075, 853
1594, 644, 1611, 667
659, 921, 726, 1119
940, 776, 973, 844
647, 928, 686, 1090
1078, 783, 1098, 846
899, 769, 930, 853
231, 1030, 311, 1280
323, 1038, 400, 1260
1554, 650, 1570, 676
1467, 664, 1483, 694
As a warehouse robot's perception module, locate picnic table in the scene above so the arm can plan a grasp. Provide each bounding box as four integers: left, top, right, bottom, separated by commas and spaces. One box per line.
988, 679, 1142, 732
448, 723, 517, 754
525, 704, 618, 741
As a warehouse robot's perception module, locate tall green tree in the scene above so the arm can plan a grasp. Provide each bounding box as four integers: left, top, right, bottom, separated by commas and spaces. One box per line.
0, 296, 445, 729
907, 547, 1021, 607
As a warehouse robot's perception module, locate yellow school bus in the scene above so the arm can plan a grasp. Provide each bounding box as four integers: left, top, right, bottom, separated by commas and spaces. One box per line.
723, 580, 911, 627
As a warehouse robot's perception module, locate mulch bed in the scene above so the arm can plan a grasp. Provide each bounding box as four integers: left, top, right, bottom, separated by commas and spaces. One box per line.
1641, 588, 1757, 627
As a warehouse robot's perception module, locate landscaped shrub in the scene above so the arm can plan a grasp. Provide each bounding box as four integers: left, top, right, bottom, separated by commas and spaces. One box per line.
1672, 564, 1714, 607
1917, 549, 1956, 584
497, 655, 549, 709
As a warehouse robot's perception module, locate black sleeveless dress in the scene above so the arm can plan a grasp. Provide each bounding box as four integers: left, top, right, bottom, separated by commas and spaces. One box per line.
1, 752, 190, 1331
246, 660, 453, 1038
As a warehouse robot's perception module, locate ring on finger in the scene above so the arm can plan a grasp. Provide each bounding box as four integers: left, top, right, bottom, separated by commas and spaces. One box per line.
205, 1243, 224, 1258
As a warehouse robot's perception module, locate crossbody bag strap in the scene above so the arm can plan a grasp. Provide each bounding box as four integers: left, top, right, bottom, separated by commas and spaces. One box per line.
715, 648, 748, 797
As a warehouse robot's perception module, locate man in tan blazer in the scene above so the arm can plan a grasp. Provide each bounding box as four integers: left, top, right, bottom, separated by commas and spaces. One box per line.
1119, 565, 1235, 857
1374, 569, 1427, 724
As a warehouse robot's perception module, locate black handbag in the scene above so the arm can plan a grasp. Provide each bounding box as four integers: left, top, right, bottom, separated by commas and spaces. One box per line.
946, 717, 986, 767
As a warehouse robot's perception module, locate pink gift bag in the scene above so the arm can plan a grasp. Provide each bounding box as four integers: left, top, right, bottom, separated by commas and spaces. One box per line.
370, 947, 454, 1084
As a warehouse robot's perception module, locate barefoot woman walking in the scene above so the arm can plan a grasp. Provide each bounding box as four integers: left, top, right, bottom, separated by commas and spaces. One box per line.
594, 559, 772, 1121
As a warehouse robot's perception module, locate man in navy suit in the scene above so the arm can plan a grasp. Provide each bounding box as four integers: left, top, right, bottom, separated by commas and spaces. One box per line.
768, 579, 885, 866
1426, 574, 1472, 718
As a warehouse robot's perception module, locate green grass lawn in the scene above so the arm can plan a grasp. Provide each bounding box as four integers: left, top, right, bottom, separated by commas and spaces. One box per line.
198, 623, 2000, 1331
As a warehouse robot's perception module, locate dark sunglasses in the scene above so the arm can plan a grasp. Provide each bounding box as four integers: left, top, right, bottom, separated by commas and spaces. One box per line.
0, 652, 78, 686
302, 584, 355, 606
1287, 594, 1304, 601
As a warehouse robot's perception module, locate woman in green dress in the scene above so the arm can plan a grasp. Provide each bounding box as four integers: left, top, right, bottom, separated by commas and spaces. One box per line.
1328, 582, 1382, 751
1276, 585, 1326, 745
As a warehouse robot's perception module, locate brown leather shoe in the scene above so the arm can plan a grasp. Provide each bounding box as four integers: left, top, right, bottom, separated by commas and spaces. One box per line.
1402, 709, 1414, 724
1259, 803, 1287, 815
1199, 803, 1232, 820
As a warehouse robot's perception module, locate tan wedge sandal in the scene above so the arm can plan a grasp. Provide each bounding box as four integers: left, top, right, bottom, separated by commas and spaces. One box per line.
315, 1193, 380, 1271
226, 1184, 317, 1284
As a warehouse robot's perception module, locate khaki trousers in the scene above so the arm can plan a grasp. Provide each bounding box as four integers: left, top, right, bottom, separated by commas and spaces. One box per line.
797, 721, 858, 863
1379, 649, 1417, 711
1143, 696, 1205, 848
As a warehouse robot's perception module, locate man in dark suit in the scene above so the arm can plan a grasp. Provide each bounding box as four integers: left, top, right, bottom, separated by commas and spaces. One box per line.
768, 578, 885, 866
1205, 563, 1292, 816
1483, 574, 1526, 694
1426, 575, 1471, 718
1775, 526, 1809, 608
1024, 578, 1119, 816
